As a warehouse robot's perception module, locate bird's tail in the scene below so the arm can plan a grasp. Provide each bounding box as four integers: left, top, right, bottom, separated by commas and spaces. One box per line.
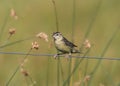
72, 48, 81, 53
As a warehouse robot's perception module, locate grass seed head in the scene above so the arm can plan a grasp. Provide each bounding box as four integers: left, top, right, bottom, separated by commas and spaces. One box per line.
83, 75, 90, 82
20, 67, 29, 77
31, 41, 39, 50
73, 80, 81, 86
36, 32, 48, 42
84, 39, 91, 49
9, 28, 16, 35
10, 8, 18, 20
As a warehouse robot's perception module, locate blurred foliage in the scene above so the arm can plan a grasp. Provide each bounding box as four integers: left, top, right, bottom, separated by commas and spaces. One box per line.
0, 0, 120, 86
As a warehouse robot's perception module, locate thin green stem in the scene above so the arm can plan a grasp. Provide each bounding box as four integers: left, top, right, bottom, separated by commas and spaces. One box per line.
63, 48, 91, 86
79, 0, 102, 52
84, 0, 102, 40
71, 0, 76, 42
6, 49, 32, 86
6, 65, 20, 86
88, 27, 120, 86
59, 59, 65, 83
0, 9, 9, 41
29, 75, 36, 86
57, 57, 60, 86
51, 0, 60, 84
0, 36, 34, 49
46, 58, 50, 86
82, 58, 89, 86
52, 0, 59, 32
68, 58, 71, 86
74, 1, 102, 85
68, 0, 76, 86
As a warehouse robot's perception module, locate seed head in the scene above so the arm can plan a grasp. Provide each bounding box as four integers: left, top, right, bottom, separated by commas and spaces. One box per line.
74, 81, 81, 86
20, 67, 29, 77
83, 75, 90, 82
9, 28, 16, 35
36, 32, 48, 42
31, 41, 39, 50
83, 39, 91, 49
10, 8, 18, 20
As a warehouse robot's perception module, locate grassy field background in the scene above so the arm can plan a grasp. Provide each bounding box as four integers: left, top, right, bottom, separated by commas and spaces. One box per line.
0, 0, 120, 86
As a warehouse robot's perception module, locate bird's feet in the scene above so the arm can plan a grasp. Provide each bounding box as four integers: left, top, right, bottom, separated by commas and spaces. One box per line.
53, 54, 59, 59
54, 53, 72, 60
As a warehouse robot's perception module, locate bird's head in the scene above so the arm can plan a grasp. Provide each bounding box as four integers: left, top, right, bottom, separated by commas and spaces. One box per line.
52, 32, 63, 41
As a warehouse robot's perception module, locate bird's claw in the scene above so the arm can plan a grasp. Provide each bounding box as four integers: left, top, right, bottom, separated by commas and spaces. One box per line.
54, 54, 59, 59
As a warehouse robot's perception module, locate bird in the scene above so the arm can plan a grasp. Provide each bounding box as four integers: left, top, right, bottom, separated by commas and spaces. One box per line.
52, 32, 80, 56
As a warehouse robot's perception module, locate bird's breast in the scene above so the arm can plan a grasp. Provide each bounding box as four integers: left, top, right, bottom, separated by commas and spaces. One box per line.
55, 40, 70, 52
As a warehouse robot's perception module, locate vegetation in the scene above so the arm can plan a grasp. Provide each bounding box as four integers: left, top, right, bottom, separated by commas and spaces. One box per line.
0, 0, 120, 86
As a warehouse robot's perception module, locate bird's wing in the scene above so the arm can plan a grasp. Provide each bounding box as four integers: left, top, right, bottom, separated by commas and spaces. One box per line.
63, 37, 77, 48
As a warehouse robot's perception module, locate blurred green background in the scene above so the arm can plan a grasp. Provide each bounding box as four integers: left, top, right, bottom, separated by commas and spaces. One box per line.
0, 0, 120, 86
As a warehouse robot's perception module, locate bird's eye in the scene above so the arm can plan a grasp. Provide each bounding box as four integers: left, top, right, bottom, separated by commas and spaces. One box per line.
56, 33, 59, 36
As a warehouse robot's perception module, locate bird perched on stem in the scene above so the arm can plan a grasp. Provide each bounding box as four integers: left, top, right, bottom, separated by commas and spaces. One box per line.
52, 32, 80, 57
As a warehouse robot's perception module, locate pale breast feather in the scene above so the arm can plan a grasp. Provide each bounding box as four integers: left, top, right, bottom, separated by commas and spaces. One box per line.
55, 39, 70, 52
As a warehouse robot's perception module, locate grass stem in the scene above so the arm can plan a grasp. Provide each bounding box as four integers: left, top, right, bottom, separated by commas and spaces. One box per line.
6, 49, 32, 86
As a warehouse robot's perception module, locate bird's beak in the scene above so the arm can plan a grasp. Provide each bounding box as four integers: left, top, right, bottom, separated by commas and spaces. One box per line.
52, 32, 55, 37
